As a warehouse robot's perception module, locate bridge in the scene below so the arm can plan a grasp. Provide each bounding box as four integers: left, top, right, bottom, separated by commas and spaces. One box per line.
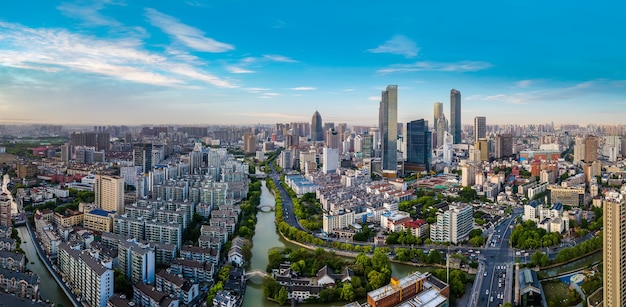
244, 270, 270, 280
257, 204, 275, 211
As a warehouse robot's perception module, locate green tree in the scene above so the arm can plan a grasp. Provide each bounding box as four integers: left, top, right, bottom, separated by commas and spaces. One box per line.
530, 251, 549, 267
340, 283, 356, 301
275, 286, 288, 305
367, 270, 387, 289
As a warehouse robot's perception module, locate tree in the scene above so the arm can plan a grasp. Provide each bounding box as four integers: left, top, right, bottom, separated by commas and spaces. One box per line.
530, 251, 549, 267
340, 283, 356, 301
275, 286, 288, 305
367, 270, 387, 289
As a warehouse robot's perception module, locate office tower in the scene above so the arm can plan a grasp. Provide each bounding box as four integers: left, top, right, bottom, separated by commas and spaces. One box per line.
326, 128, 340, 149
603, 192, 626, 307
433, 102, 443, 130
362, 132, 373, 159
379, 85, 398, 177
133, 143, 153, 174
495, 134, 513, 159
406, 119, 432, 172
474, 139, 490, 161
95, 175, 124, 213
435, 114, 448, 149
311, 111, 324, 142
450, 89, 461, 144
322, 147, 339, 174
0, 193, 11, 227
474, 116, 486, 142
585, 135, 598, 162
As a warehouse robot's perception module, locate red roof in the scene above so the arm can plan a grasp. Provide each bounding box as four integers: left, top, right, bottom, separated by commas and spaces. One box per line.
403, 219, 428, 228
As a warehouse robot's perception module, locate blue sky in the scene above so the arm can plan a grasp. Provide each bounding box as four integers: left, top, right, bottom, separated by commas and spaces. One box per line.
0, 1, 625, 126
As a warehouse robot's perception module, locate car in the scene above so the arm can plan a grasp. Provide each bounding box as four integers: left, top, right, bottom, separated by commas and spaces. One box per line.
486, 290, 489, 295
484, 272, 487, 276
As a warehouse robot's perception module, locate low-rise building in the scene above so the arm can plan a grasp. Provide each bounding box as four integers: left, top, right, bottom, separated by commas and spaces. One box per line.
0, 268, 39, 300
155, 269, 199, 306
84, 209, 114, 233
0, 250, 25, 272
133, 282, 178, 307
170, 259, 213, 284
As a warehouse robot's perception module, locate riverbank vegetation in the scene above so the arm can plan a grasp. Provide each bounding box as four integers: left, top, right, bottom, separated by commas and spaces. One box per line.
263, 248, 392, 304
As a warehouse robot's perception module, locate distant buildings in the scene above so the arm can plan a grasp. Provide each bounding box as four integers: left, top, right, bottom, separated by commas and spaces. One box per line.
379, 85, 398, 177
450, 89, 461, 144
522, 201, 569, 233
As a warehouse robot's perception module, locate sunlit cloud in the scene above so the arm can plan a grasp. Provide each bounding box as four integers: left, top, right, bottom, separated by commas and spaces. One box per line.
226, 66, 255, 74
145, 8, 234, 52
367, 35, 419, 58
290, 86, 316, 91
263, 54, 298, 63
0, 21, 236, 88
516, 80, 534, 88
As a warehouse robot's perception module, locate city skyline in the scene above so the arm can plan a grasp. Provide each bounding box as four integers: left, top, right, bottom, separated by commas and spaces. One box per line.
1, 1, 625, 126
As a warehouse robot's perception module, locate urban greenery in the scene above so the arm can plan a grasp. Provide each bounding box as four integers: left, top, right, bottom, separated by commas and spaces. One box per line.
510, 220, 561, 249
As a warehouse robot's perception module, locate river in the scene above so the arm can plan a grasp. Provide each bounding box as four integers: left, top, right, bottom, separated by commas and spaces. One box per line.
242, 181, 423, 307
3, 174, 73, 307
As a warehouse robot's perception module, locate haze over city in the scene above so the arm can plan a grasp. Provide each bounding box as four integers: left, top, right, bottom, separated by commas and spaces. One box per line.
1, 1, 625, 125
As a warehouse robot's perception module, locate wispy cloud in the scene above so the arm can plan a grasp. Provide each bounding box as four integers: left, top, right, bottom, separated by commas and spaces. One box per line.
263, 54, 298, 63
368, 96, 379, 101
367, 35, 419, 58
0, 21, 236, 88
343, 88, 355, 92
377, 61, 493, 74
226, 66, 255, 74
57, 1, 123, 27
259, 92, 280, 99
145, 8, 234, 52
290, 87, 316, 91
467, 80, 615, 105
516, 80, 534, 88
244, 87, 270, 93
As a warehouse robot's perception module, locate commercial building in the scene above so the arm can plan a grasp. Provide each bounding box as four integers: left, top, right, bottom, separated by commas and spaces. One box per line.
379, 85, 398, 177
95, 175, 124, 213
367, 271, 449, 307
495, 134, 513, 159
585, 135, 598, 162
322, 147, 339, 174
311, 110, 324, 142
603, 191, 626, 307
474, 139, 490, 161
450, 89, 461, 144
547, 185, 585, 207
84, 209, 114, 233
433, 102, 443, 132
406, 119, 432, 172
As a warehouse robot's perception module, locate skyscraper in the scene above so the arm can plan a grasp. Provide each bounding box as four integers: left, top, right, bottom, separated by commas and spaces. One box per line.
474, 116, 486, 142
311, 111, 324, 142
133, 143, 153, 174
406, 119, 432, 172
450, 89, 461, 144
435, 114, 448, 149
603, 192, 626, 307
379, 85, 398, 177
433, 102, 443, 130
95, 174, 125, 213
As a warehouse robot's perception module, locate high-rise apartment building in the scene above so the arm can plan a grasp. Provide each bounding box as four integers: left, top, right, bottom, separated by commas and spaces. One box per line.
406, 119, 432, 172
61, 143, 70, 163
325, 128, 340, 149
585, 135, 598, 162
603, 192, 626, 307
311, 111, 324, 142
95, 175, 124, 213
495, 134, 513, 159
379, 85, 398, 177
58, 243, 114, 307
474, 116, 486, 142
474, 139, 490, 161
429, 203, 473, 244
0, 193, 11, 227
322, 147, 339, 174
450, 89, 461, 144
242, 132, 257, 154
133, 143, 153, 174
433, 102, 443, 130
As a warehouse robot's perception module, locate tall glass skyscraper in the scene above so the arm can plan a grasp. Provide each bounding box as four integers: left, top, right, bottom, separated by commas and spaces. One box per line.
406, 119, 432, 172
450, 89, 461, 144
474, 116, 486, 142
311, 110, 323, 142
433, 102, 443, 130
379, 85, 398, 176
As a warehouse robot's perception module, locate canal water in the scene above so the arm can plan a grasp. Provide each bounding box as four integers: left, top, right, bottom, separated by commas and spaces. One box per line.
242, 181, 423, 307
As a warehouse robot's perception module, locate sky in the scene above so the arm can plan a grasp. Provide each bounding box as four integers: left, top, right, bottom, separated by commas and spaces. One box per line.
1, 1, 625, 126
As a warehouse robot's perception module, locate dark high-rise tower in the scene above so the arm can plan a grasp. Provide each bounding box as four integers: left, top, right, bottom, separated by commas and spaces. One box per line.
450, 89, 461, 144
311, 111, 323, 142
406, 119, 432, 172
379, 85, 398, 176
474, 116, 486, 142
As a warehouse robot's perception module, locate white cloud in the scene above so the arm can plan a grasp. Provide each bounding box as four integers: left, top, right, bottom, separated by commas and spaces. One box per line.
367, 35, 419, 58
226, 66, 255, 74
145, 8, 234, 52
290, 87, 316, 91
368, 96, 379, 101
57, 1, 122, 27
0, 21, 236, 88
516, 80, 533, 88
343, 88, 355, 92
245, 87, 270, 93
263, 54, 297, 62
377, 61, 493, 74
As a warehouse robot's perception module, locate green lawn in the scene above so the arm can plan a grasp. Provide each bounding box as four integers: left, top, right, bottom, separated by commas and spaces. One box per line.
541, 281, 582, 307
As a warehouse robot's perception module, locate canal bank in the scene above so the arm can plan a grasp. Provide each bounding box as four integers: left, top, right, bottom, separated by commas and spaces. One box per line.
242, 181, 427, 307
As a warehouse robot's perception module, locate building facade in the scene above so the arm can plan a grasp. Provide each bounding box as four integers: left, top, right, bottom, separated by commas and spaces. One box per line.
450, 89, 461, 144
379, 85, 398, 176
